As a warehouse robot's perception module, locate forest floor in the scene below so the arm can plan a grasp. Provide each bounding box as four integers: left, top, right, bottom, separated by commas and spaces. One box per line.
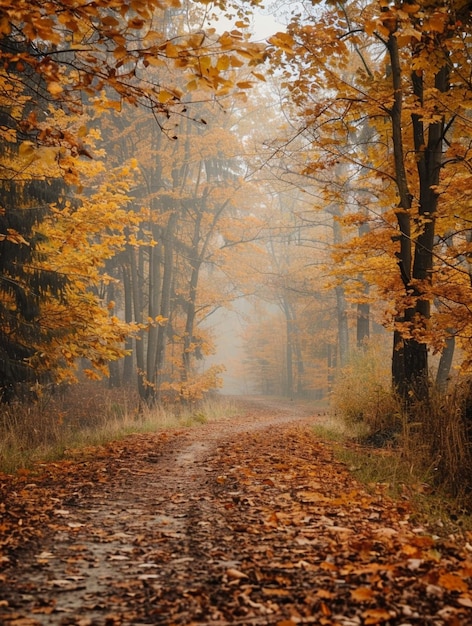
1, 396, 472, 626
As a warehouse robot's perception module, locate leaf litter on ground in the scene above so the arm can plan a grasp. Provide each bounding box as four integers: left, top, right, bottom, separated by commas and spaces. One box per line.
0, 397, 471, 625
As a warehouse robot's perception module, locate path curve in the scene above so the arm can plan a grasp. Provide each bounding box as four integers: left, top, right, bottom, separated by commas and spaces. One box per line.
1, 396, 320, 625
2, 396, 471, 626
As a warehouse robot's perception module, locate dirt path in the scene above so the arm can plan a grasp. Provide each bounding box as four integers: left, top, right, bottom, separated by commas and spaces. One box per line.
1, 397, 472, 625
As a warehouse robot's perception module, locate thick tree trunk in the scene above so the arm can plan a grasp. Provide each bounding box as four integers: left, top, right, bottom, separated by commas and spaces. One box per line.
387, 34, 448, 401
387, 33, 415, 398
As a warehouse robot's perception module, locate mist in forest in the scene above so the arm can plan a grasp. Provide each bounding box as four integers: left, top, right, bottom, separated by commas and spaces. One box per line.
203, 307, 249, 395
1, 0, 465, 410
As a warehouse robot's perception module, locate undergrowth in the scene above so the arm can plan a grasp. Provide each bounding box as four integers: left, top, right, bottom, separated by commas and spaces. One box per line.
0, 382, 237, 474
327, 343, 472, 534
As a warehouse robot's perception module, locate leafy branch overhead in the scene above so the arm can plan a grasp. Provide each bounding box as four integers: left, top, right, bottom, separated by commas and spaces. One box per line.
0, 0, 266, 133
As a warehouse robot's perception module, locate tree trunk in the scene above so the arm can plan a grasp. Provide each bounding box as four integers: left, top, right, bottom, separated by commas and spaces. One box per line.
387, 32, 448, 401
155, 211, 177, 402
357, 301, 370, 347
129, 245, 146, 401
335, 285, 349, 368
145, 226, 162, 398
386, 33, 416, 399
106, 281, 121, 388
357, 222, 370, 347
332, 216, 349, 367
121, 261, 134, 384
436, 335, 455, 391
281, 298, 294, 398
182, 208, 203, 385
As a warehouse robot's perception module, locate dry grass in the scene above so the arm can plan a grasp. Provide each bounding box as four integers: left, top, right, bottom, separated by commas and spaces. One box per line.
0, 382, 237, 474
403, 381, 472, 500
332, 343, 402, 436
328, 346, 472, 529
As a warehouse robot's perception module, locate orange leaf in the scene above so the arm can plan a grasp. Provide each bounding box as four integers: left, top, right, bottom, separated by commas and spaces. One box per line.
320, 601, 331, 616
438, 572, 469, 593
362, 608, 392, 624
351, 587, 375, 602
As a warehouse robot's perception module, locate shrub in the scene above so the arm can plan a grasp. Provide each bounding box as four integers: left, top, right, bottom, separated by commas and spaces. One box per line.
332, 341, 402, 437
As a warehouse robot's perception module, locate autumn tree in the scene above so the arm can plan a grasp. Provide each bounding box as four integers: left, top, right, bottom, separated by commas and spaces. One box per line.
96, 71, 273, 403
0, 0, 266, 397
268, 0, 472, 401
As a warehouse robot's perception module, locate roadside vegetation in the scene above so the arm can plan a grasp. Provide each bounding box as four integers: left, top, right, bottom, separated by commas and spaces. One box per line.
0, 384, 236, 474
323, 343, 472, 533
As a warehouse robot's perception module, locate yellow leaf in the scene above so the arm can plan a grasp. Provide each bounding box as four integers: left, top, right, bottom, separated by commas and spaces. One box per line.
426, 12, 448, 33
401, 2, 420, 12
251, 72, 266, 81
158, 89, 174, 103
19, 141, 36, 157
128, 17, 145, 29
268, 32, 295, 53
143, 55, 165, 67
1, 127, 16, 142
217, 55, 230, 71
47, 82, 63, 96
165, 42, 180, 58
396, 34, 413, 47
438, 572, 469, 592
6, 229, 30, 245
236, 81, 254, 89
0, 16, 11, 36
37, 146, 59, 165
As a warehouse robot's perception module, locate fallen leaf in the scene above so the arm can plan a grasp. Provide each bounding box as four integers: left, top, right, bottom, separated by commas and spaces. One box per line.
362, 608, 393, 624
226, 567, 248, 580
438, 572, 469, 592
351, 587, 375, 602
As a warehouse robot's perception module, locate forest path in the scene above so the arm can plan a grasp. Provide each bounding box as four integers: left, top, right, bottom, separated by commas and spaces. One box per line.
1, 396, 472, 625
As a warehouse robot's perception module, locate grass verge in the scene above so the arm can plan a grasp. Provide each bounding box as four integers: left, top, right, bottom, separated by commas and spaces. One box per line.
313, 416, 472, 536
0, 383, 238, 474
